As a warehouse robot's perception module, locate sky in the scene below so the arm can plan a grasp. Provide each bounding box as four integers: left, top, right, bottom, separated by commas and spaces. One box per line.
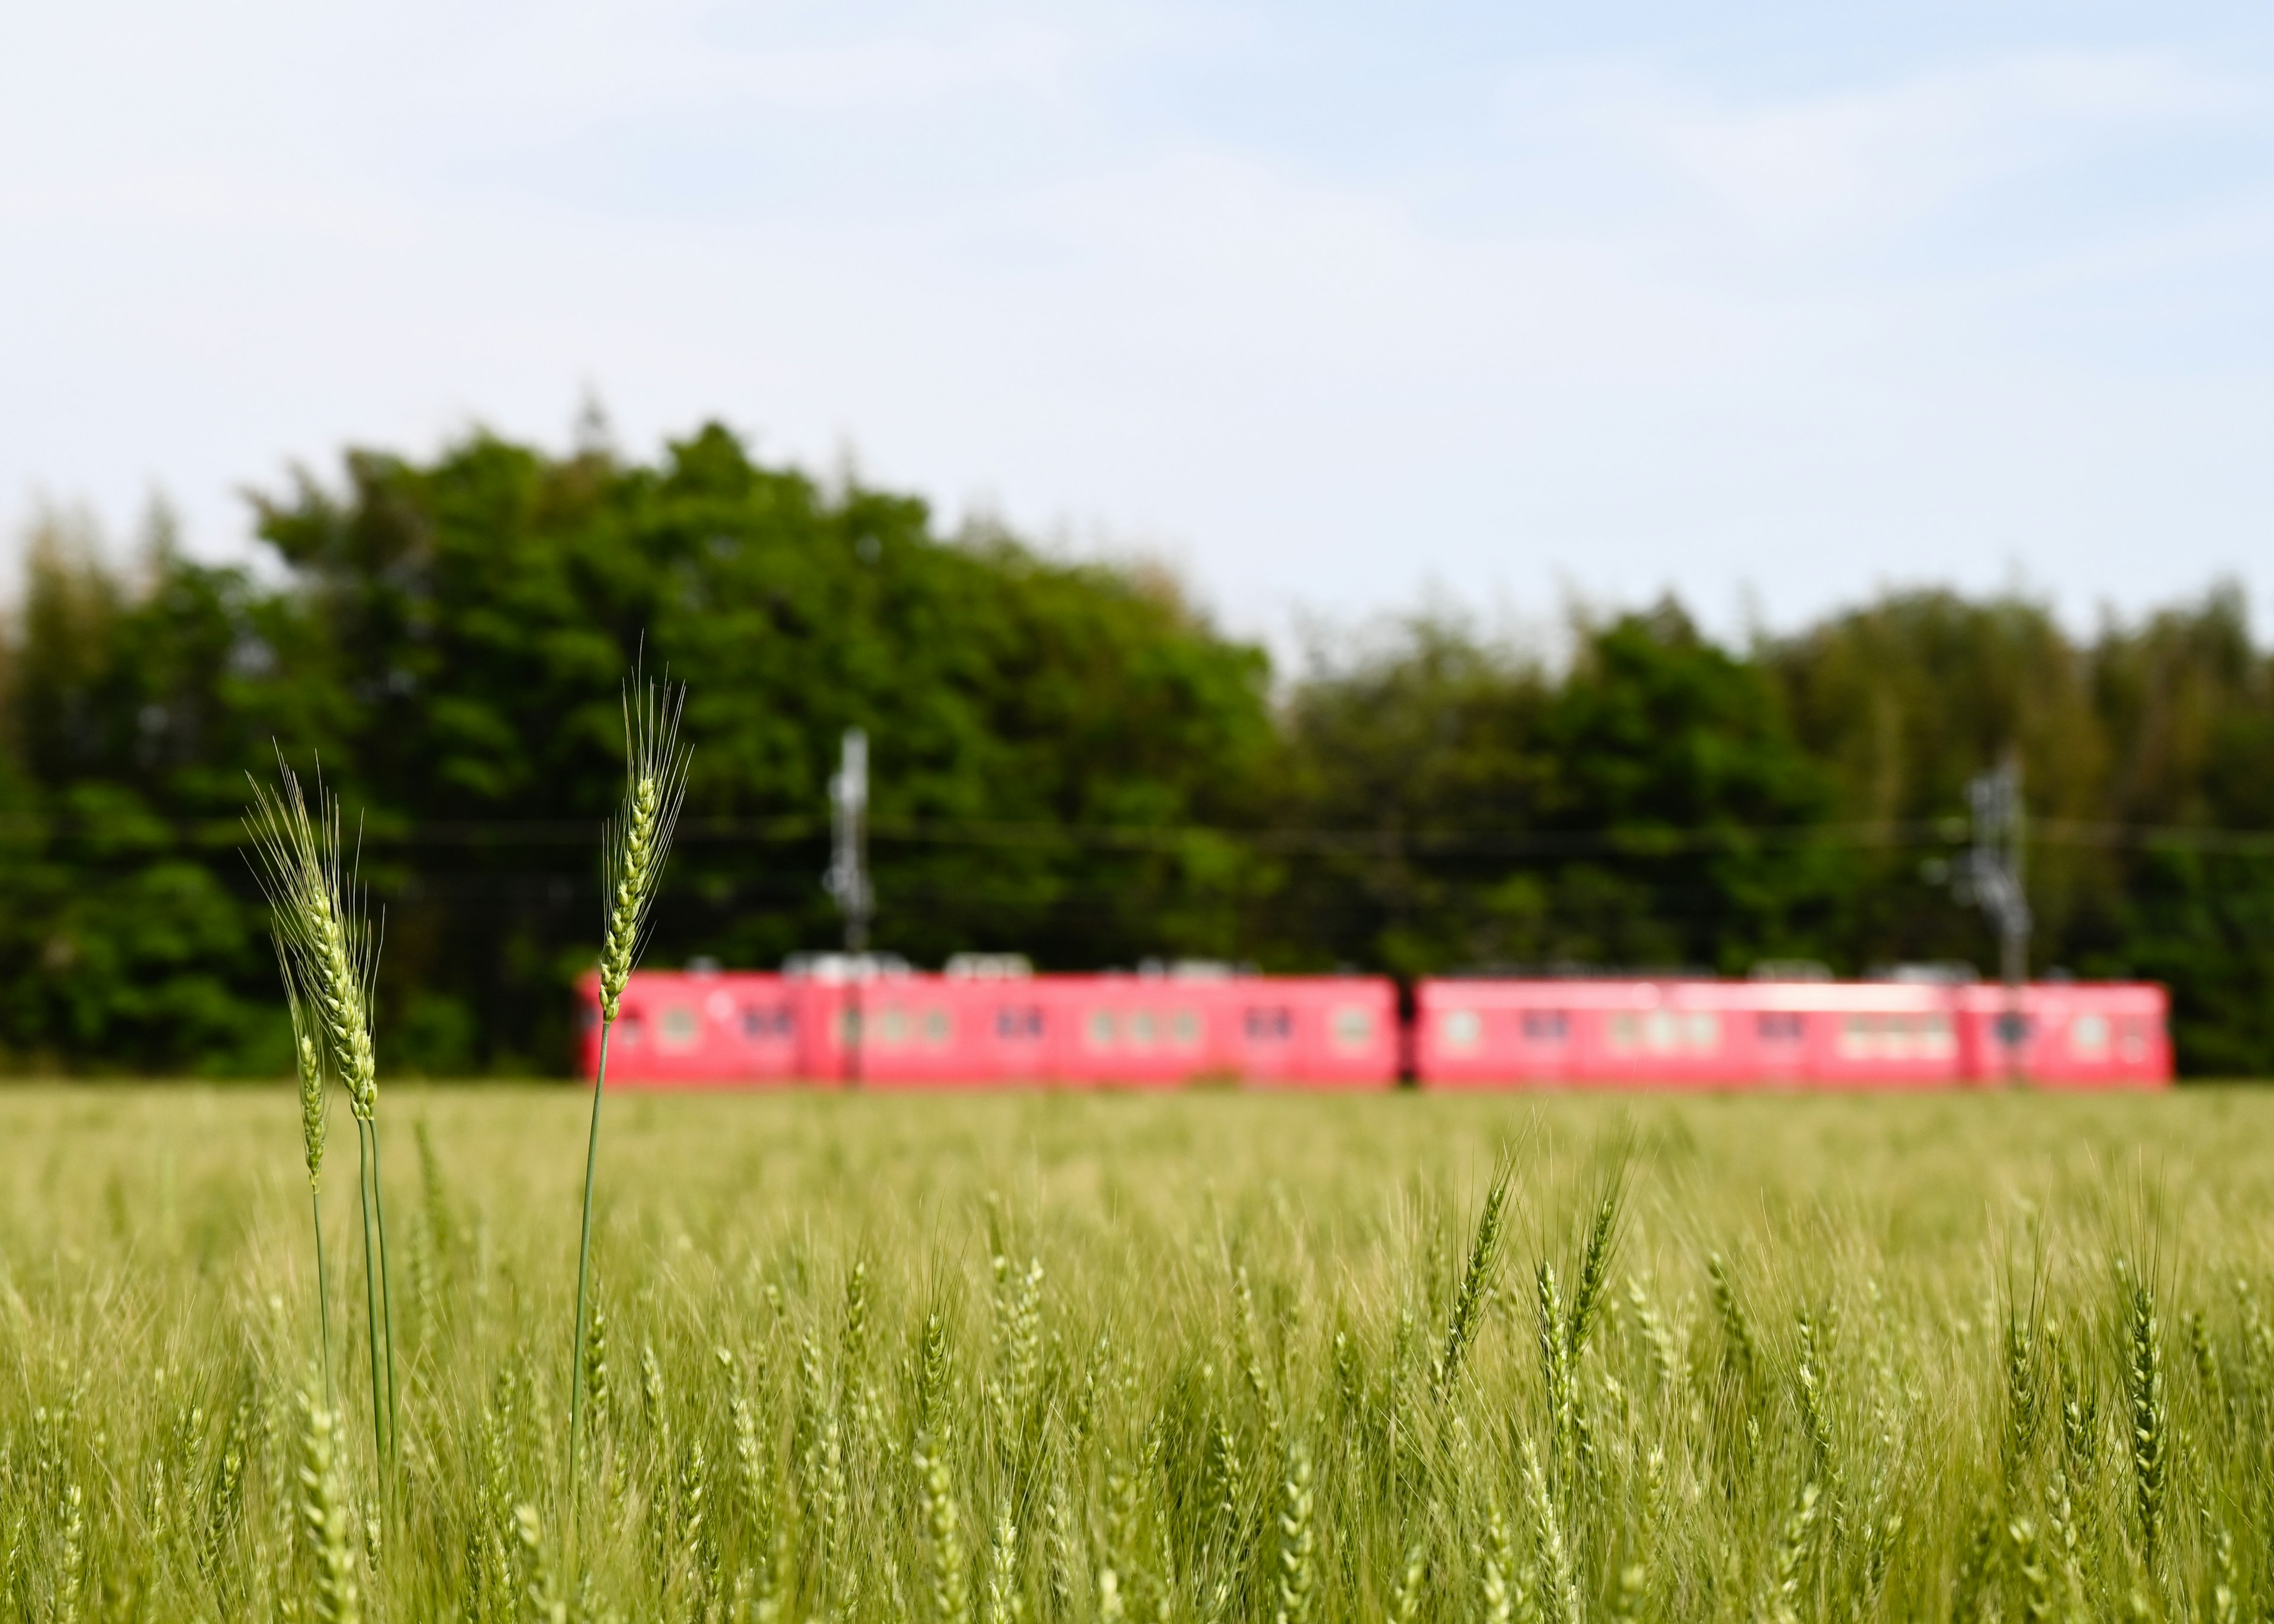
5, 1, 2274, 658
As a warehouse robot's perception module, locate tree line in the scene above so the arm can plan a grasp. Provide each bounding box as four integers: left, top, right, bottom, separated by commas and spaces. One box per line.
5, 422, 2272, 1076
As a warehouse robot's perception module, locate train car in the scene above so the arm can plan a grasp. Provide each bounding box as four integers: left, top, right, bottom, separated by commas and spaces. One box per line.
583, 967, 2169, 1089
1952, 982, 2170, 1088
1412, 976, 2170, 1088
786, 973, 1399, 1089
1414, 977, 1964, 1089
581, 968, 1400, 1089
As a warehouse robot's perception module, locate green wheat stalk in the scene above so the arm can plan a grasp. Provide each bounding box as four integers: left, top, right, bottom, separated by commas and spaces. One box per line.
298, 1379, 363, 1624
1438, 1152, 1512, 1396
281, 947, 334, 1399
570, 670, 690, 1510
2126, 1276, 2166, 1570
248, 761, 397, 1474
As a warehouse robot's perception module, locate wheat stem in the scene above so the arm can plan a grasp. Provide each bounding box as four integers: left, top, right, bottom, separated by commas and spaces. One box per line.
369, 1119, 400, 1471
571, 670, 689, 1529
312, 1187, 333, 1403
356, 1118, 387, 1469
570, 1018, 613, 1520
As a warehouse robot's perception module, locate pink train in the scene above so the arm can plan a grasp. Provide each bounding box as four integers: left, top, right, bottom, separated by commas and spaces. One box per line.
579, 969, 2171, 1089
1414, 977, 2169, 1089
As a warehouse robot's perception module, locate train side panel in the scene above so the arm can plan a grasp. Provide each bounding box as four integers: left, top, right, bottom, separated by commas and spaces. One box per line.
578, 970, 815, 1089
583, 971, 1399, 1088
1414, 978, 2170, 1088
1218, 978, 1400, 1089
583, 970, 2171, 1089
1953, 983, 2170, 1087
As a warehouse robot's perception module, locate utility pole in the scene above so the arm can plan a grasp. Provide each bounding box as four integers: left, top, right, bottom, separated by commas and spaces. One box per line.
824, 727, 872, 1083
1963, 755, 2031, 1081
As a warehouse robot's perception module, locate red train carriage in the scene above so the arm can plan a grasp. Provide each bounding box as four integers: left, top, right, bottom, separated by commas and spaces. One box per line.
577, 969, 1401, 1089
1412, 977, 2170, 1088
579, 967, 2169, 1089
1951, 982, 2171, 1085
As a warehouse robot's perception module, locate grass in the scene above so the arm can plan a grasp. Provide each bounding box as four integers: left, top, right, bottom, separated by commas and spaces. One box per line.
2, 1084, 2273, 1622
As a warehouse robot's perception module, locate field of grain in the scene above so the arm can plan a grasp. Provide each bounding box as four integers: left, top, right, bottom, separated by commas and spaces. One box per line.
2, 1085, 2272, 1622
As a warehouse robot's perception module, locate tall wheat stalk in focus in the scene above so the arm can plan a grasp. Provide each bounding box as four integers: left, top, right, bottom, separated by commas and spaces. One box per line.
281, 946, 335, 1395
571, 672, 690, 1507
249, 762, 397, 1471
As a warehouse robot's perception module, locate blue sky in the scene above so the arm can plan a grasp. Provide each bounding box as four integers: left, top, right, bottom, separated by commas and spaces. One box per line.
5, 1, 2273, 657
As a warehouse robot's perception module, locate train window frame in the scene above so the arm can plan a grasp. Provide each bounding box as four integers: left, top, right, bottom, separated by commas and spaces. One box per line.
2119, 1018, 2150, 1061
740, 1004, 794, 1041
1520, 1009, 1569, 1043
1756, 1012, 1806, 1044
1243, 1007, 1293, 1043
658, 1005, 701, 1053
1330, 1005, 1374, 1052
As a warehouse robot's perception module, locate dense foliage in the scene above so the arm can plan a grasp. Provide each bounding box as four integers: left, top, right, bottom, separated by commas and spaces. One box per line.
5, 424, 2274, 1075
2, 1086, 2272, 1620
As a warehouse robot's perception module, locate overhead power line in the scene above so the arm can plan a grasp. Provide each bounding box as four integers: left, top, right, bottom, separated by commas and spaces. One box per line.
9, 811, 2274, 857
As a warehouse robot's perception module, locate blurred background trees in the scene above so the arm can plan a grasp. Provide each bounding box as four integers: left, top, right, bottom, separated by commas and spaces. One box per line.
5, 423, 2273, 1076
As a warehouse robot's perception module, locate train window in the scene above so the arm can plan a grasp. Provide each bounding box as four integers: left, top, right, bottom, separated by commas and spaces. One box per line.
1441, 1009, 1482, 1053
1521, 1010, 1569, 1042
1611, 1011, 1711, 1054
922, 1009, 953, 1047
1129, 1011, 1158, 1049
1244, 1008, 1293, 1041
877, 1007, 908, 1048
1838, 1014, 1957, 1060
2070, 1014, 2108, 1057
1086, 1011, 1116, 1049
1170, 1009, 1200, 1047
996, 1006, 1044, 1040
2120, 1018, 2148, 1061
618, 1014, 644, 1049
1331, 1006, 1373, 1051
659, 1005, 700, 1052
1758, 1012, 1805, 1043
742, 1005, 792, 1040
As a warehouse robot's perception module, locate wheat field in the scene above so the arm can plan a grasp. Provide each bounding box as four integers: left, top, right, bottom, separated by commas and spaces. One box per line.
2, 1084, 2272, 1623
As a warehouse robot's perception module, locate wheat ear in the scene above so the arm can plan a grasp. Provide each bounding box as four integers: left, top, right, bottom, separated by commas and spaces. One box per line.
1439, 1153, 1512, 1395
571, 670, 690, 1517
2127, 1276, 2166, 1569
248, 761, 396, 1471
281, 948, 335, 1398
298, 1379, 362, 1624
